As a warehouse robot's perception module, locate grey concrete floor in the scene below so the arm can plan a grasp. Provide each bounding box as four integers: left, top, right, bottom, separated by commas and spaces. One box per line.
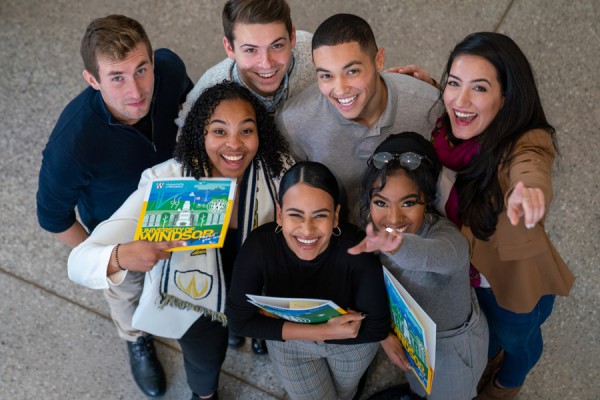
0, 0, 598, 399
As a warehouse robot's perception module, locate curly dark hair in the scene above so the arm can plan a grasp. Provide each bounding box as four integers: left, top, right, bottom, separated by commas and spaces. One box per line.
174, 80, 292, 179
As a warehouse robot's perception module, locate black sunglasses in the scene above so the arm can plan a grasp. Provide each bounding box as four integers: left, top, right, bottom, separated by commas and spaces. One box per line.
367, 151, 428, 170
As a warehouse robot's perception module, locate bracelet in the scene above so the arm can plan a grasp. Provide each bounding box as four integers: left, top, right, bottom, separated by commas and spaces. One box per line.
114, 244, 126, 271
385, 242, 402, 255
430, 77, 440, 89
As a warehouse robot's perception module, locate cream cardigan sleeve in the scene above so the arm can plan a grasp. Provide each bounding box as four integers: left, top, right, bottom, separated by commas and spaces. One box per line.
67, 159, 181, 289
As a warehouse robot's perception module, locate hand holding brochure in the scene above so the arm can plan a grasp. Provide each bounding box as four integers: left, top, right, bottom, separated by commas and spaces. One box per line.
246, 294, 347, 324
383, 267, 436, 395
134, 177, 236, 251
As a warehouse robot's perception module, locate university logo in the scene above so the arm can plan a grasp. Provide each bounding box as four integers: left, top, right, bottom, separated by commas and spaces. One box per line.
174, 270, 212, 300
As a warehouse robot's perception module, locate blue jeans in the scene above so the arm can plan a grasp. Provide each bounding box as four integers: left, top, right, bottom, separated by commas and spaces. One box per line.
476, 288, 555, 388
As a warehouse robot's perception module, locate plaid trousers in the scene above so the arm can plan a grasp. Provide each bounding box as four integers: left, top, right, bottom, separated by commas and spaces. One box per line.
267, 339, 379, 400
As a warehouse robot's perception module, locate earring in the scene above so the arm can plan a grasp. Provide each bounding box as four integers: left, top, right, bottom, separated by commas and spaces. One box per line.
274, 225, 282, 234
425, 211, 434, 224
332, 226, 342, 237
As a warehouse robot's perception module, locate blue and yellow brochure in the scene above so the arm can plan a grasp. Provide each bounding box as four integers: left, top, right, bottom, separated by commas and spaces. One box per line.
134, 177, 236, 251
246, 294, 347, 324
383, 267, 436, 395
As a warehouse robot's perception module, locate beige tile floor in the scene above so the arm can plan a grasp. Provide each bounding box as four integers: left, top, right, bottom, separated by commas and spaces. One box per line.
0, 0, 598, 399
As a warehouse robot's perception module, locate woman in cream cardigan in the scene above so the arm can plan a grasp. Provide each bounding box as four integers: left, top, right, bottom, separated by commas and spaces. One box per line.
68, 81, 293, 400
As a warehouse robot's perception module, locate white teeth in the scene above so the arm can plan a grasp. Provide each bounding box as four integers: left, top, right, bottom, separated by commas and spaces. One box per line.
297, 237, 317, 245
386, 226, 407, 235
222, 154, 243, 161
258, 71, 276, 78
337, 95, 357, 106
455, 111, 476, 118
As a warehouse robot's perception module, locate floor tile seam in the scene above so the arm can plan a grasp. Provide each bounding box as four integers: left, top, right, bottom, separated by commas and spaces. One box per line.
221, 367, 286, 399
0, 266, 284, 399
0, 148, 29, 171
493, 0, 516, 32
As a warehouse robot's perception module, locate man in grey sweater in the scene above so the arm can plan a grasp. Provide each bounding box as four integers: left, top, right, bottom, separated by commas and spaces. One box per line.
176, 0, 314, 129
276, 13, 442, 223
176, 0, 315, 355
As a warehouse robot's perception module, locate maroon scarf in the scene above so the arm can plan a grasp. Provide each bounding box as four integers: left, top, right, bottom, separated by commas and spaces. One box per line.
431, 117, 482, 287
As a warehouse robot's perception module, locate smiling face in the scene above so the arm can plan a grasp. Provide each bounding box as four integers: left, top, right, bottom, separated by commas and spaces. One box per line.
313, 42, 386, 127
224, 22, 296, 97
276, 182, 340, 261
204, 98, 259, 181
443, 55, 505, 140
83, 43, 154, 125
369, 170, 425, 235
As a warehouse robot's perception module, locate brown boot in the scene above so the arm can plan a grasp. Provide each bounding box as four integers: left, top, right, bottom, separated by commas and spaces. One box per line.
475, 372, 521, 400
477, 349, 505, 393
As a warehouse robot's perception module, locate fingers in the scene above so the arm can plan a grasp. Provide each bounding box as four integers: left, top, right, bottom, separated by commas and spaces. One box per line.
157, 240, 188, 252
340, 312, 366, 322
521, 187, 545, 228
507, 182, 545, 228
385, 65, 415, 74
396, 349, 412, 370
347, 239, 367, 255
347, 223, 376, 255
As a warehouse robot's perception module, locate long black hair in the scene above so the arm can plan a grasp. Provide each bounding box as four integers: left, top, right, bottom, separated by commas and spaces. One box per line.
174, 80, 292, 179
439, 32, 557, 240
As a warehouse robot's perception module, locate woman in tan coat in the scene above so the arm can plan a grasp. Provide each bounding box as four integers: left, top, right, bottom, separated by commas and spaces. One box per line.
430, 32, 575, 400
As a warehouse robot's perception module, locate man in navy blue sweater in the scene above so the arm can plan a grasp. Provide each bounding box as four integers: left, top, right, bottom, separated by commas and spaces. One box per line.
36, 15, 193, 397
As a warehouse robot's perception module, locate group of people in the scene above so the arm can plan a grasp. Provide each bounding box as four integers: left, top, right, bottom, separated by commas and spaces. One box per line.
36, 1, 575, 399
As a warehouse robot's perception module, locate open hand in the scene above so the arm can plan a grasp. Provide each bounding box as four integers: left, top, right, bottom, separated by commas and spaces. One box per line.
348, 223, 403, 255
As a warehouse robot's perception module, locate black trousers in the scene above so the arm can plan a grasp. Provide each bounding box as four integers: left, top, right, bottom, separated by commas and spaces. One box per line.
178, 315, 228, 396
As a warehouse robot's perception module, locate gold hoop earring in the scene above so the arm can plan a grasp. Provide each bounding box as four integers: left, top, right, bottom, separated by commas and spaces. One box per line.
274, 225, 282, 234
332, 226, 342, 237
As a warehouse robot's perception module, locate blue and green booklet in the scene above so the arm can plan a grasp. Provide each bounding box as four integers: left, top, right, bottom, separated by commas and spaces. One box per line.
383, 267, 436, 395
246, 294, 347, 324
134, 177, 236, 251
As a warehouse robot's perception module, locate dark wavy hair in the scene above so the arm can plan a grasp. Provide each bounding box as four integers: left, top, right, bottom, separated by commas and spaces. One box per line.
278, 161, 340, 207
358, 133, 441, 226
439, 32, 557, 240
174, 80, 292, 179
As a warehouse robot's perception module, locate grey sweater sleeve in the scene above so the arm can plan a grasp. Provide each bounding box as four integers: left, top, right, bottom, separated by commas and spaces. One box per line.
385, 217, 469, 276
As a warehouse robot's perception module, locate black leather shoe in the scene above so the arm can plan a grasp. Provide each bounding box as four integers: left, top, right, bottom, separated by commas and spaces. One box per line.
251, 338, 268, 355
228, 332, 245, 348
191, 391, 219, 399
127, 336, 166, 397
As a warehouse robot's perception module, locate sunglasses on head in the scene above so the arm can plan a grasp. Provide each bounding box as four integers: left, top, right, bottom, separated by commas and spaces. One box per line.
367, 151, 428, 170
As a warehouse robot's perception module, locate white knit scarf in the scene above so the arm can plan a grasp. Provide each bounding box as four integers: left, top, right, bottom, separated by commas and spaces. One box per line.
156, 160, 279, 326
